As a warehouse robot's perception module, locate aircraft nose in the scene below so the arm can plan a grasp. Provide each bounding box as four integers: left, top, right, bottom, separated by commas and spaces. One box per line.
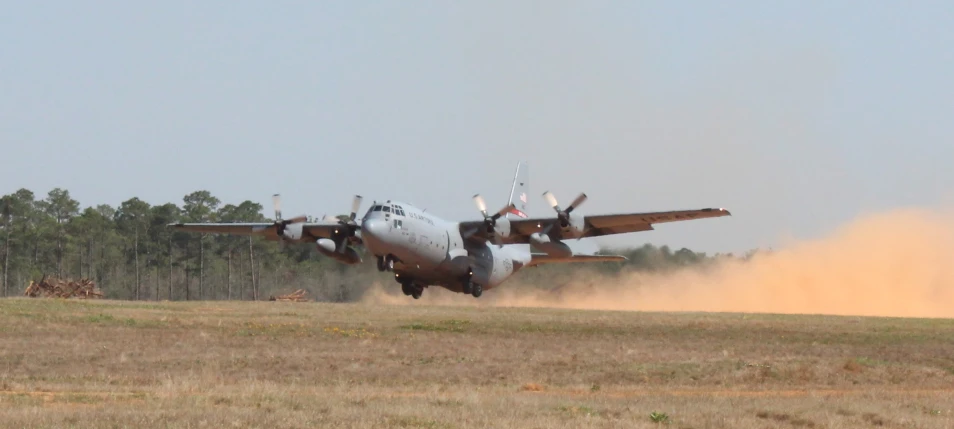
362, 219, 387, 243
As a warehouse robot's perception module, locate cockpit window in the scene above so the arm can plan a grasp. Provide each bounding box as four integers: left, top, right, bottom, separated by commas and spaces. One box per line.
382, 206, 391, 213
372, 205, 382, 212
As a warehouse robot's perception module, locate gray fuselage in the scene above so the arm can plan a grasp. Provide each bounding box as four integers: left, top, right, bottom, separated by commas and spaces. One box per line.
359, 201, 530, 292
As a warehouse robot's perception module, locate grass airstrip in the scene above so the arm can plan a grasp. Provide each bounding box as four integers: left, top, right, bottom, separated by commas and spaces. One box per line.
1, 298, 953, 428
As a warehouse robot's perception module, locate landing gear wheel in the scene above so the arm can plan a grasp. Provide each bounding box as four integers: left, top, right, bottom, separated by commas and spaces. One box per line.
385, 255, 396, 271
401, 282, 413, 296
462, 281, 473, 295
411, 286, 423, 300
471, 283, 483, 298
377, 256, 386, 272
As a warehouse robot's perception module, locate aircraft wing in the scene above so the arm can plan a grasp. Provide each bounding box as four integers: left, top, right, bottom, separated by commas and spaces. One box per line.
168, 221, 345, 242
461, 208, 730, 243
526, 253, 627, 267
575, 208, 731, 237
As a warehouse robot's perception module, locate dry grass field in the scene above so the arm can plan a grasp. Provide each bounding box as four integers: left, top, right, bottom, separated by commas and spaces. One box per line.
1, 298, 953, 428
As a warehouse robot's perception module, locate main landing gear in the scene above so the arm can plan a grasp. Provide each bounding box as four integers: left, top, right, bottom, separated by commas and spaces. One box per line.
461, 269, 482, 298
396, 275, 423, 299
377, 255, 396, 272
464, 281, 482, 298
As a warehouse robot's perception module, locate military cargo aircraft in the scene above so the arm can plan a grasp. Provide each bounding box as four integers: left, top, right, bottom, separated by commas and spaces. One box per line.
169, 162, 730, 299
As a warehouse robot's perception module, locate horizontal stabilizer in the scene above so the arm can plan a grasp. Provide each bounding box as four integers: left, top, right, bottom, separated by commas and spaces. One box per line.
527, 253, 627, 267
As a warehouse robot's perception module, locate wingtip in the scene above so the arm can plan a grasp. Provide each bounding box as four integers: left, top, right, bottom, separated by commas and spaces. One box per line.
720, 208, 732, 216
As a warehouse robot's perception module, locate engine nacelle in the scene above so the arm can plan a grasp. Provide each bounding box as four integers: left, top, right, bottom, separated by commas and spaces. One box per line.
280, 223, 304, 241
315, 238, 362, 265
560, 213, 585, 239
529, 232, 573, 258
492, 216, 511, 238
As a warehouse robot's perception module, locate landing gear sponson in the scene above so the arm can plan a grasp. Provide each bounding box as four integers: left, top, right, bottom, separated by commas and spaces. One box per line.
396, 274, 423, 299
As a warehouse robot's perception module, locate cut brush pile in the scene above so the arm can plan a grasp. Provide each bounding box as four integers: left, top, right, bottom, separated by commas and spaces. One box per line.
24, 276, 103, 299
269, 289, 310, 302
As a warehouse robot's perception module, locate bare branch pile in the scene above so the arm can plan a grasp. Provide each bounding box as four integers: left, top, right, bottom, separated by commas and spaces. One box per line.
24, 276, 104, 299
269, 289, 310, 302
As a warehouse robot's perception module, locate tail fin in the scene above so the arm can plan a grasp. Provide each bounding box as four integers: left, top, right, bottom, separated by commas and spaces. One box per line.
506, 161, 529, 219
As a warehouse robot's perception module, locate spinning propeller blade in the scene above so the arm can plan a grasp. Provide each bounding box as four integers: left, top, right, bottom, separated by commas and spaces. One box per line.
472, 193, 515, 235
472, 194, 488, 218
566, 193, 588, 213
350, 195, 363, 221
542, 190, 587, 226
272, 194, 283, 221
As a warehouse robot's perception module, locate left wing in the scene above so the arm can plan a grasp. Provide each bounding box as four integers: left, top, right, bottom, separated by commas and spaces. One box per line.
526, 253, 627, 267
168, 221, 346, 242
461, 208, 730, 243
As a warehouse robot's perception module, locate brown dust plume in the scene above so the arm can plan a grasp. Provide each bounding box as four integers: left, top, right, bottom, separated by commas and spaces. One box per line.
361, 208, 954, 318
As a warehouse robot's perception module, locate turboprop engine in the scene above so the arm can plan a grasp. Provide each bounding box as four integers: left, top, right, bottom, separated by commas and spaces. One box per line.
313, 194, 366, 265
263, 194, 308, 244
471, 194, 515, 242
529, 232, 573, 258
316, 238, 362, 265
279, 222, 304, 241
527, 190, 590, 257
542, 190, 587, 239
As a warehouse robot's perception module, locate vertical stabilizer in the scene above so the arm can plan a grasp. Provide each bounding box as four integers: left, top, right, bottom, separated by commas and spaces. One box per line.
505, 161, 529, 219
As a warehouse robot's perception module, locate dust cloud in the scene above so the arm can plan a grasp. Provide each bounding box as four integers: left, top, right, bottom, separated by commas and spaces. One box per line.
361, 208, 954, 318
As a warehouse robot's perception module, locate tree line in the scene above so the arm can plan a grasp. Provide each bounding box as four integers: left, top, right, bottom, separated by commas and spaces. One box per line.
0, 188, 738, 301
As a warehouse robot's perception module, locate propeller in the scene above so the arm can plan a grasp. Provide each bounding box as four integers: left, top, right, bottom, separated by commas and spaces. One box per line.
349, 194, 363, 223
263, 194, 308, 247
272, 194, 282, 221
329, 195, 363, 245
473, 194, 514, 234
542, 190, 587, 227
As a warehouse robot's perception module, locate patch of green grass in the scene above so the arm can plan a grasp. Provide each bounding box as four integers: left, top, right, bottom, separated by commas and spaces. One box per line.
322, 326, 377, 338
72, 313, 166, 328
53, 393, 104, 404
558, 405, 600, 417
400, 319, 471, 333
431, 398, 464, 407
649, 411, 670, 424
85, 313, 116, 323
235, 321, 317, 338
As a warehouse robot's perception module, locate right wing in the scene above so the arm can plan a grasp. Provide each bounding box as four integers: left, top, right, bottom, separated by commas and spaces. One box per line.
168, 221, 345, 242
575, 208, 731, 237
460, 208, 730, 243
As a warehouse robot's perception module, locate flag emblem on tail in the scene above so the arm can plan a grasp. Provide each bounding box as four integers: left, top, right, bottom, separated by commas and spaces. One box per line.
509, 207, 528, 218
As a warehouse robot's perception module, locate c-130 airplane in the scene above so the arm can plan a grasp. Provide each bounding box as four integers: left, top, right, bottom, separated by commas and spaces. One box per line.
170, 162, 730, 299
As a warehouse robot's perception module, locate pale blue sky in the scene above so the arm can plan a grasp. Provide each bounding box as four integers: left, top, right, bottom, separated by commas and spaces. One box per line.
3, 1, 953, 254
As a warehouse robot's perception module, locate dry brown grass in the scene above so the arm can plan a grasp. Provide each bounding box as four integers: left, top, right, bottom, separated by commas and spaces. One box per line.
1, 298, 953, 428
